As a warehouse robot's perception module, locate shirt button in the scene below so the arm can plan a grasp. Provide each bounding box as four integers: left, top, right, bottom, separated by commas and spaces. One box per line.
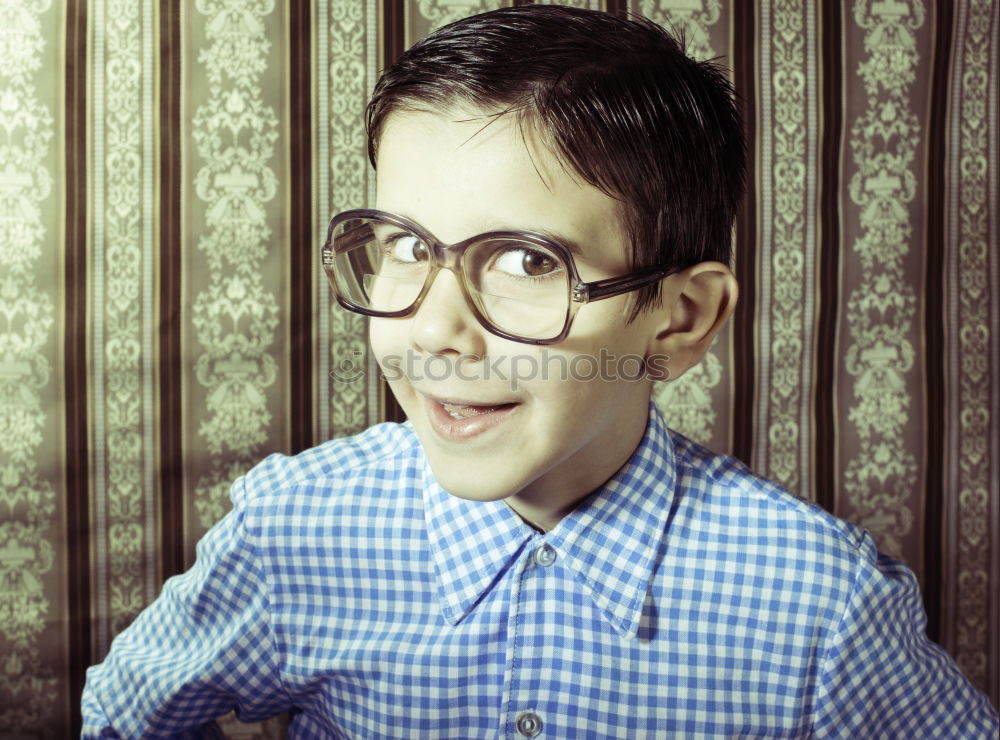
533, 544, 556, 567
515, 711, 543, 737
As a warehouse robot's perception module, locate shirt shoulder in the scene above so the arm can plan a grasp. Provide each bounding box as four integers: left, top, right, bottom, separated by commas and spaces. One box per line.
234, 421, 425, 511
665, 426, 870, 610
669, 427, 866, 550
662, 426, 999, 736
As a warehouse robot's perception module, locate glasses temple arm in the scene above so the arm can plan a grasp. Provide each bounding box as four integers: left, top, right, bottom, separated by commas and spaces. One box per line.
573, 266, 681, 303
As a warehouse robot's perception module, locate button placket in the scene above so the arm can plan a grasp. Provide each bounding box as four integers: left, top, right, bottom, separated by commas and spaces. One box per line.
503, 546, 554, 739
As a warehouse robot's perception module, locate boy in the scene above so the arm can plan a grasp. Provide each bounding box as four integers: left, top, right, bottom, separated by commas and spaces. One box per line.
83, 5, 997, 737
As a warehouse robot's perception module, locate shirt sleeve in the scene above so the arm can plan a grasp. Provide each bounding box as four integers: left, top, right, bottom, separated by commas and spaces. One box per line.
812, 532, 999, 738
81, 476, 290, 738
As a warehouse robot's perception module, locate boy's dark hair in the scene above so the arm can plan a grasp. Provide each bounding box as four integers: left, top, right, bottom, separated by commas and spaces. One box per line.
366, 4, 746, 319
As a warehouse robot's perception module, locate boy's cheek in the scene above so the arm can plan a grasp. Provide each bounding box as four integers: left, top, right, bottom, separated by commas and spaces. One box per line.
368, 320, 403, 376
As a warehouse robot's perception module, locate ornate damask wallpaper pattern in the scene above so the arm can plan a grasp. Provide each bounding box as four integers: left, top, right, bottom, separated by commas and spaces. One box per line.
0, 1, 996, 736
841, 0, 926, 570
947, 0, 997, 690
1, 0, 60, 726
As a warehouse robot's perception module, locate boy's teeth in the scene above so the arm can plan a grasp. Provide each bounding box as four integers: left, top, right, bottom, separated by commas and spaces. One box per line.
441, 402, 502, 419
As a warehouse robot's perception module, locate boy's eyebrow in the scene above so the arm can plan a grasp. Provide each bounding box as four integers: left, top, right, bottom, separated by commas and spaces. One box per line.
532, 230, 587, 257
482, 223, 586, 257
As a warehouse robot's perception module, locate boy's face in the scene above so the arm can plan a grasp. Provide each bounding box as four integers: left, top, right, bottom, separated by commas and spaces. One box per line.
370, 107, 664, 515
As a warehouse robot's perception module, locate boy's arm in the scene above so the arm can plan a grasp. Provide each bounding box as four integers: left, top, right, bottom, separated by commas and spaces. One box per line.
81, 481, 290, 737
812, 532, 999, 738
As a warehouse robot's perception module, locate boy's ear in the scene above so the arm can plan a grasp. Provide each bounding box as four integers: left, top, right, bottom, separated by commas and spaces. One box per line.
646, 261, 738, 381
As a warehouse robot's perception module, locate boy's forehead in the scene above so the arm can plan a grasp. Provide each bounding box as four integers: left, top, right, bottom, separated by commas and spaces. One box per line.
374, 107, 630, 268
378, 106, 568, 187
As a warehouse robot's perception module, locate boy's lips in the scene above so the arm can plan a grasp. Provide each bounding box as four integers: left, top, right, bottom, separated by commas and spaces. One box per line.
421, 393, 520, 441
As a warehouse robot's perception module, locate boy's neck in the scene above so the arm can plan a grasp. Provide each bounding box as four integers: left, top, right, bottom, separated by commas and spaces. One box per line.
503, 499, 549, 533
500, 413, 650, 533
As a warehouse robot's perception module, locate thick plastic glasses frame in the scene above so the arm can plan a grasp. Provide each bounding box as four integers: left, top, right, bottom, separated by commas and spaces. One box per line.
321, 208, 682, 345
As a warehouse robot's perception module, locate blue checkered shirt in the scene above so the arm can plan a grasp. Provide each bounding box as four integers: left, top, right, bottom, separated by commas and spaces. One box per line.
82, 404, 998, 738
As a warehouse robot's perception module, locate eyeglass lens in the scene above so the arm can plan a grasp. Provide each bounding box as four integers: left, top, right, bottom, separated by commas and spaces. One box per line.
331, 216, 570, 340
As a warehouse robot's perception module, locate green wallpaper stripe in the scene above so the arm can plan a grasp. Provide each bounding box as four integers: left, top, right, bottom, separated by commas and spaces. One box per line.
89, 0, 161, 667
755, 0, 775, 478
1, 0, 61, 730
185, 0, 285, 547
839, 0, 928, 563
90, 0, 107, 661
989, 0, 999, 703
763, 0, 818, 496
314, 0, 330, 442
141, 0, 158, 617
946, 0, 995, 693
801, 0, 819, 497
944, 0, 969, 670
328, 0, 376, 437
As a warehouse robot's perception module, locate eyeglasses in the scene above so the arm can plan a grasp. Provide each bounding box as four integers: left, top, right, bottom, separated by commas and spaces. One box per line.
321, 209, 681, 345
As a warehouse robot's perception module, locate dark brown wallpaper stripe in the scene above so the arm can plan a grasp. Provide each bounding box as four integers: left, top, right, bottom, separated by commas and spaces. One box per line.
921, 0, 957, 645
604, 0, 629, 19
730, 0, 757, 467
289, 2, 314, 455
814, 0, 844, 517
158, 0, 185, 583
64, 2, 90, 731
382, 0, 406, 69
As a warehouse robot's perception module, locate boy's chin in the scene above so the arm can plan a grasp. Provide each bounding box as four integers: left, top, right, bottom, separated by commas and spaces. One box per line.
435, 475, 521, 504
428, 461, 527, 503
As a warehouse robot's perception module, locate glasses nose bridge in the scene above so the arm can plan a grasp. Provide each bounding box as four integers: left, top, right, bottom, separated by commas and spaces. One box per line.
429, 236, 474, 287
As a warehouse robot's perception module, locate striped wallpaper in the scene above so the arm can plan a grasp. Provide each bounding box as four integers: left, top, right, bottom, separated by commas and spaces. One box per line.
0, 0, 996, 735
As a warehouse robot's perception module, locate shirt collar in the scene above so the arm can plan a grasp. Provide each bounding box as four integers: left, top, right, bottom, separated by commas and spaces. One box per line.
423, 401, 678, 639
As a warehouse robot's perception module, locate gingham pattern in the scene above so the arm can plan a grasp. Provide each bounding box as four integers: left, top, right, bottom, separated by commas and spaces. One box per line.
82, 405, 999, 738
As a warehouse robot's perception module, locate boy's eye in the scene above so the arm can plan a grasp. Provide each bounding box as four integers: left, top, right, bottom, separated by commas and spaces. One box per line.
492, 246, 560, 278
385, 233, 428, 263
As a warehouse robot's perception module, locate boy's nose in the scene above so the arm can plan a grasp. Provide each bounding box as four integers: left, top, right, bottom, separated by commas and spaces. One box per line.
409, 270, 486, 359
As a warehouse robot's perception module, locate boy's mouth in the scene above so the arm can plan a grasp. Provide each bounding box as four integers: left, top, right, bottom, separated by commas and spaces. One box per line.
422, 395, 520, 441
